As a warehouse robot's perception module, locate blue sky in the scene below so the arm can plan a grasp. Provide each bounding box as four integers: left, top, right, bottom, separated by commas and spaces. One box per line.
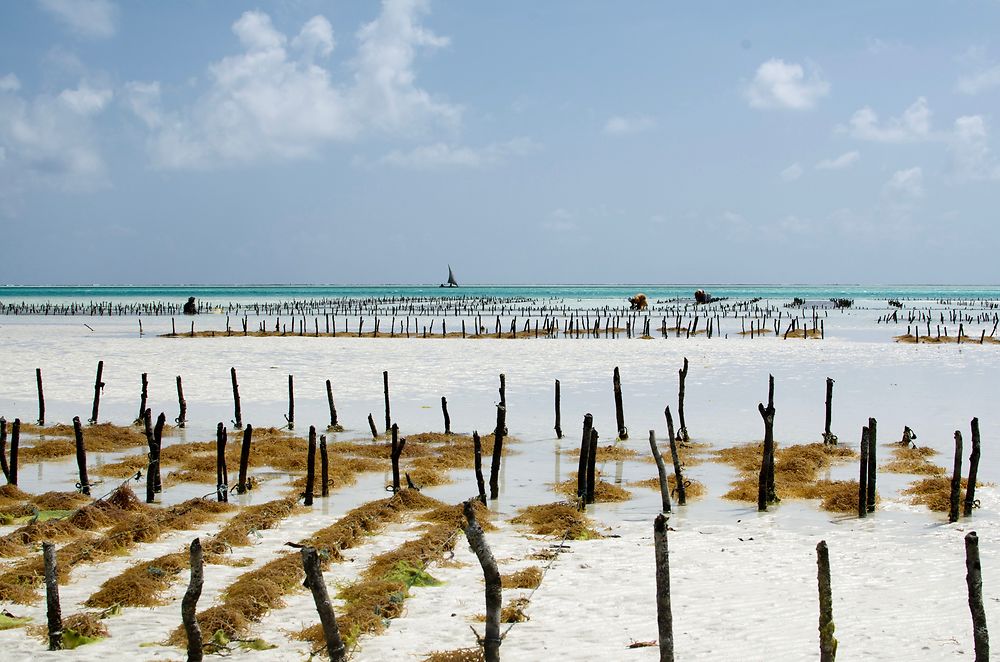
2, 0, 999, 285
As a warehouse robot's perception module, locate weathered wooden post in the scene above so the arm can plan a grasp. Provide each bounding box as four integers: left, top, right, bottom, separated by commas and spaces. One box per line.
822, 378, 837, 444
301, 546, 347, 662
390, 424, 405, 493
653, 513, 674, 662
585, 428, 599, 504
176, 375, 187, 428
182, 538, 204, 662
858, 427, 869, 518
677, 357, 690, 442
143, 409, 155, 503
577, 413, 594, 500
136, 372, 148, 425
304, 426, 316, 506
489, 405, 506, 500
383, 370, 391, 431
964, 418, 982, 517
554, 379, 563, 439
36, 368, 45, 426
237, 424, 253, 494
0, 418, 8, 482
965, 531, 990, 661
441, 396, 451, 434
89, 360, 105, 424
498, 373, 506, 408
326, 380, 340, 430
867, 417, 877, 512
817, 540, 837, 662
757, 375, 776, 511
613, 366, 628, 440
153, 412, 164, 494
72, 416, 90, 496
320, 434, 329, 497
367, 414, 379, 440
286, 375, 295, 430
230, 367, 243, 429
665, 407, 686, 505
216, 423, 228, 503
473, 431, 487, 504
648, 430, 672, 513
949, 430, 963, 523
43, 542, 63, 651
463, 500, 501, 662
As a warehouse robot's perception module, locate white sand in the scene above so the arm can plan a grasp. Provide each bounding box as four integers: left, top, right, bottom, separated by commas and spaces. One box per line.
0, 302, 997, 660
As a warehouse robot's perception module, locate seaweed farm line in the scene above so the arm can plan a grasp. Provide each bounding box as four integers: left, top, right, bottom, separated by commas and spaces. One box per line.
0, 307, 997, 660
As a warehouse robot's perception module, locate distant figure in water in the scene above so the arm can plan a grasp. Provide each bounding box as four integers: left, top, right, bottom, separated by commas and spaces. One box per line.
694, 289, 712, 304
183, 297, 198, 315
628, 293, 648, 310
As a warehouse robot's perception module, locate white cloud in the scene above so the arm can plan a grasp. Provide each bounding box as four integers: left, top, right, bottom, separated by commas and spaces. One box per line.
949, 115, 1000, 181
780, 162, 803, 181
135, 2, 461, 169
957, 63, 1000, 95
884, 167, 923, 198
603, 115, 656, 135
38, 0, 117, 39
59, 81, 112, 115
847, 97, 931, 142
745, 58, 829, 110
0, 74, 20, 93
378, 137, 536, 169
815, 150, 859, 170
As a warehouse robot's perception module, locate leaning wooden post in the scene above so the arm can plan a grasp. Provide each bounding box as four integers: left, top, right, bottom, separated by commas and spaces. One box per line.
72, 416, 90, 496
441, 396, 451, 434
230, 367, 243, 429
554, 379, 563, 439
89, 360, 104, 424
237, 424, 253, 494
136, 372, 148, 425
964, 418, 981, 517
286, 374, 295, 430
319, 434, 329, 497
390, 424, 405, 493
216, 423, 228, 503
648, 430, 672, 513
367, 414, 378, 440
489, 405, 506, 500
585, 427, 599, 504
613, 366, 628, 440
43, 542, 63, 651
175, 375, 187, 428
301, 546, 347, 662
463, 500, 501, 662
757, 375, 776, 511
858, 427, 869, 518
0, 418, 9, 482
473, 431, 487, 504
949, 430, 964, 523
665, 407, 686, 505
866, 417, 877, 512
822, 378, 837, 444
182, 538, 204, 662
325, 380, 340, 430
965, 531, 990, 662
36, 368, 45, 426
653, 514, 674, 662
153, 413, 165, 493
383, 370, 392, 431
304, 426, 316, 506
817, 540, 837, 662
677, 357, 690, 442
577, 413, 594, 500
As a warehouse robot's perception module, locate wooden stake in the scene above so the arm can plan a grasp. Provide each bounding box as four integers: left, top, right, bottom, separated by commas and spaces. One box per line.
320, 434, 329, 497
554, 379, 563, 439
441, 396, 451, 434
326, 379, 339, 430
383, 370, 391, 431
301, 546, 347, 662
858, 427, 869, 518
677, 357, 690, 442
368, 413, 378, 440
964, 418, 981, 517
950, 430, 963, 523
176, 375, 187, 428
613, 366, 628, 439
153, 412, 164, 493
72, 416, 89, 496
463, 501, 501, 662
0, 418, 8, 482
182, 538, 204, 662
965, 531, 990, 662
286, 374, 295, 430
654, 514, 674, 662
823, 378, 836, 444
817, 540, 837, 662
866, 417, 877, 512
585, 427, 598, 504
665, 407, 685, 505
489, 405, 506, 500
89, 360, 104, 424
143, 409, 155, 503
390, 424, 405, 493
216, 422, 228, 503
305, 426, 316, 506
230, 367, 243, 429
36, 368, 45, 426
577, 413, 594, 500
648, 430, 672, 514
498, 373, 506, 408
473, 431, 487, 504
237, 424, 253, 494
757, 375, 776, 511
136, 372, 148, 425
43, 541, 63, 651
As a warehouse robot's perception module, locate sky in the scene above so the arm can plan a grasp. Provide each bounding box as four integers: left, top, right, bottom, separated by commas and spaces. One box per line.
1, 0, 1000, 285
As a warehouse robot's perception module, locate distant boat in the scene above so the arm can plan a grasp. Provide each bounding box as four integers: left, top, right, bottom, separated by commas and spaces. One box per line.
440, 265, 459, 288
